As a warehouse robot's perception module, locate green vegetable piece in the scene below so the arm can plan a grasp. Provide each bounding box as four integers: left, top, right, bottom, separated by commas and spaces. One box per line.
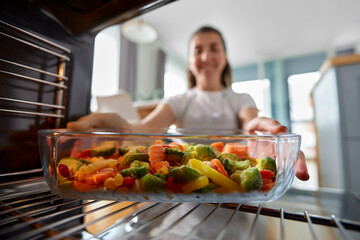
185, 145, 195, 152
182, 151, 197, 165
58, 157, 83, 171
230, 167, 263, 192
122, 153, 149, 166
218, 153, 242, 163
195, 144, 216, 161
256, 156, 277, 174
57, 175, 72, 189
130, 160, 149, 168
154, 173, 168, 181
142, 174, 167, 192
223, 159, 250, 174
168, 165, 200, 183
118, 147, 129, 156
120, 166, 149, 179
193, 183, 219, 193
135, 147, 147, 153
165, 147, 184, 163
90, 141, 116, 157
79, 159, 92, 165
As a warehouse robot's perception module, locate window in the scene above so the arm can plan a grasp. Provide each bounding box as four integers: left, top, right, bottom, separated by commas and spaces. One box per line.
231, 79, 271, 117
91, 25, 121, 112
288, 72, 320, 160
163, 57, 187, 98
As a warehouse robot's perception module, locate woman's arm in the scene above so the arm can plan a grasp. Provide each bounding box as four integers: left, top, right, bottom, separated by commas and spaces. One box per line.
66, 103, 175, 132
238, 107, 258, 130
134, 103, 176, 130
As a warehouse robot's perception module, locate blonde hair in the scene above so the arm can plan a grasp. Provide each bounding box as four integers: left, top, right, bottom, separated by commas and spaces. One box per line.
187, 26, 233, 89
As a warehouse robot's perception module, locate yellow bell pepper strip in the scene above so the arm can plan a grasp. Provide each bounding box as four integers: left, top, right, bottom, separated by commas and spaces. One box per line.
189, 159, 243, 192
182, 176, 209, 194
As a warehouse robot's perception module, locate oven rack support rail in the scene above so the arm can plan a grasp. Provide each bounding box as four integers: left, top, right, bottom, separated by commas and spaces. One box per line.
0, 171, 359, 240
0, 20, 71, 126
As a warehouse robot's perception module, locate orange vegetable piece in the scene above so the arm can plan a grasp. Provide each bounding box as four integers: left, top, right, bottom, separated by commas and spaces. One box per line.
152, 161, 170, 171
222, 143, 248, 158
149, 144, 165, 166
210, 159, 228, 178
72, 181, 102, 192
84, 168, 115, 185
211, 142, 224, 152
261, 181, 276, 191
169, 142, 184, 151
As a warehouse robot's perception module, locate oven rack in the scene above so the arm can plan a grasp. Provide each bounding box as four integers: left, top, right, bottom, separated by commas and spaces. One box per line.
1, 170, 359, 240
0, 20, 71, 126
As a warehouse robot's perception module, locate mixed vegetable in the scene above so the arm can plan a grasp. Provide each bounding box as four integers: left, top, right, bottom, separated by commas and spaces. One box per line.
56, 140, 277, 194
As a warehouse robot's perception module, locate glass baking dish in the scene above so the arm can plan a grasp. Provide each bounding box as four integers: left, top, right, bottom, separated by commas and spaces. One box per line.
38, 129, 301, 203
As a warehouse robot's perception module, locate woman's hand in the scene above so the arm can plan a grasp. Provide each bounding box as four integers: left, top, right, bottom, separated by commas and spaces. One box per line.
67, 113, 131, 132
246, 117, 310, 181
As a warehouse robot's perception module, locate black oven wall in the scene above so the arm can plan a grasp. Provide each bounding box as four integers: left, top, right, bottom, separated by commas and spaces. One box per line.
0, 0, 95, 173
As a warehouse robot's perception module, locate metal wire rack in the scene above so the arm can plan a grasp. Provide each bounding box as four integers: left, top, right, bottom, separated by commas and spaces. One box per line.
1, 170, 359, 240
0, 20, 71, 127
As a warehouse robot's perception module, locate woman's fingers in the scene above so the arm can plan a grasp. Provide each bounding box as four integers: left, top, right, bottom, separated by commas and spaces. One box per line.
67, 113, 131, 132
247, 117, 309, 181
296, 151, 310, 181
246, 117, 288, 134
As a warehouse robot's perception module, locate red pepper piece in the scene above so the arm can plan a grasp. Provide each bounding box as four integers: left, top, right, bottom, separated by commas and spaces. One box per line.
58, 164, 72, 178
166, 177, 184, 193
259, 170, 275, 179
122, 176, 135, 186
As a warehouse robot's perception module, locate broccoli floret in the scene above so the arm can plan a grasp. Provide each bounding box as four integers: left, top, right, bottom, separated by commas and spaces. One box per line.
223, 158, 250, 174
182, 151, 197, 165
230, 167, 263, 192
185, 145, 196, 152
218, 153, 242, 163
194, 144, 217, 161
256, 156, 277, 174
130, 160, 149, 168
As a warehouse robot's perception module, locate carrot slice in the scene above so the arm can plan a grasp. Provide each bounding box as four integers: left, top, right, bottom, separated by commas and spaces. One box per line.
210, 159, 228, 178
84, 168, 115, 185
211, 142, 224, 152
261, 181, 276, 191
149, 144, 165, 165
222, 143, 248, 158
72, 181, 102, 192
76, 149, 91, 158
152, 161, 170, 171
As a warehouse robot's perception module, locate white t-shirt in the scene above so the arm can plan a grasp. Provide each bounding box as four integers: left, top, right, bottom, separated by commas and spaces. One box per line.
161, 87, 257, 129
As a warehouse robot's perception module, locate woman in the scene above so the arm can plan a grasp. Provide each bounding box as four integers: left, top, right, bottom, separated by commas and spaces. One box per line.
67, 26, 308, 181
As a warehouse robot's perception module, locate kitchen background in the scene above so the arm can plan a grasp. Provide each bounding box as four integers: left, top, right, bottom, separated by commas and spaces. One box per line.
89, 0, 360, 192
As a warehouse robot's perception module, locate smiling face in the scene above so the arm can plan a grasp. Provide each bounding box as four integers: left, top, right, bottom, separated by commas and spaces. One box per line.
188, 32, 228, 91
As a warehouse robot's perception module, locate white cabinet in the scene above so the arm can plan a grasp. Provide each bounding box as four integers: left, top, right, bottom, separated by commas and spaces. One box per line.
312, 54, 360, 192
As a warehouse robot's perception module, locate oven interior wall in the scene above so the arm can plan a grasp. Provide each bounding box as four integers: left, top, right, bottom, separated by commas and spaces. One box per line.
0, 1, 95, 173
